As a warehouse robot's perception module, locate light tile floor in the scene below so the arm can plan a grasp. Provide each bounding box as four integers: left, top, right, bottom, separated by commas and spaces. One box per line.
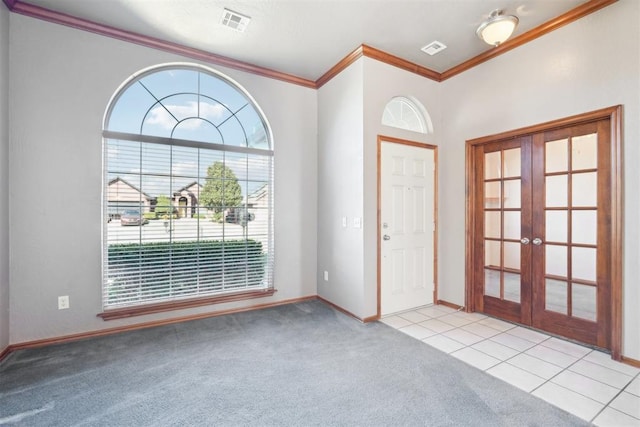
380, 305, 640, 426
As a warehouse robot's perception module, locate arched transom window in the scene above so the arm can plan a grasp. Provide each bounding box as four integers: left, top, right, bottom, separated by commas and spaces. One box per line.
102, 64, 274, 314
382, 96, 432, 134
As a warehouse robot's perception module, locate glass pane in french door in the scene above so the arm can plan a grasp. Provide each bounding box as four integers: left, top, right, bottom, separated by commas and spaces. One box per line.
483, 147, 522, 303
545, 279, 567, 314
543, 133, 598, 321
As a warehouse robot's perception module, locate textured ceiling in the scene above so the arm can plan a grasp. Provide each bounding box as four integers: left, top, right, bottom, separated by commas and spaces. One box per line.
20, 0, 589, 80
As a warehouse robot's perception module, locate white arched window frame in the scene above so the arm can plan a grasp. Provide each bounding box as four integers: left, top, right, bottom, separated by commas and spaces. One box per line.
101, 63, 274, 316
381, 96, 433, 134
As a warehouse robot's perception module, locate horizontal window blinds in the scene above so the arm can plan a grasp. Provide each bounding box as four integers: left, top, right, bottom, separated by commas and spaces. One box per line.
104, 138, 273, 308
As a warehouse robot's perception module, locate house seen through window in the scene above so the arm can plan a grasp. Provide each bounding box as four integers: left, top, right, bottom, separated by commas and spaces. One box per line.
102, 64, 274, 310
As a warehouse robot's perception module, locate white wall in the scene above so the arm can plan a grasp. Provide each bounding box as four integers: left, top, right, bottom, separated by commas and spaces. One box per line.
316, 57, 442, 319
439, 0, 640, 358
362, 58, 441, 317
317, 59, 365, 317
8, 15, 317, 343
0, 3, 10, 352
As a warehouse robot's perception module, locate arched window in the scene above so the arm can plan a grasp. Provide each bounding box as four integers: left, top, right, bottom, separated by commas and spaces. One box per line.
102, 63, 274, 313
381, 96, 432, 134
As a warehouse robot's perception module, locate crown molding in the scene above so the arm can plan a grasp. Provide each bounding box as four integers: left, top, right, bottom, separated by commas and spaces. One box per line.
2, 0, 16, 10
440, 0, 618, 81
315, 45, 366, 88
7, 0, 316, 88
315, 44, 443, 89
4, 0, 619, 89
361, 45, 441, 82
316, 0, 617, 87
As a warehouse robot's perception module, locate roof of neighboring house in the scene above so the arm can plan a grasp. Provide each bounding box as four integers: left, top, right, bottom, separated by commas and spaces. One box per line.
108, 177, 154, 200
173, 181, 203, 196
248, 184, 268, 202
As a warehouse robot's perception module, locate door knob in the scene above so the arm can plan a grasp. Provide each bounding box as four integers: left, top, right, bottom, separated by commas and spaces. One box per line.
383, 235, 391, 241
520, 237, 530, 245
532, 237, 543, 245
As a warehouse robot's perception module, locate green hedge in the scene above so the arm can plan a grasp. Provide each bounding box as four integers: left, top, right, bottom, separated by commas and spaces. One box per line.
106, 239, 265, 305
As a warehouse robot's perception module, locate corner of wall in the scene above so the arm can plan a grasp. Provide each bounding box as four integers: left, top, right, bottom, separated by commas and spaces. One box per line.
316, 58, 366, 318
0, 1, 11, 353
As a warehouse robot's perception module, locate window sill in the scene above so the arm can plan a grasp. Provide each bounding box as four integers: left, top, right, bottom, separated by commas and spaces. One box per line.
98, 288, 277, 321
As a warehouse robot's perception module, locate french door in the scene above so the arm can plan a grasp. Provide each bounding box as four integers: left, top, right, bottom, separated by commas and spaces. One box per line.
467, 108, 622, 354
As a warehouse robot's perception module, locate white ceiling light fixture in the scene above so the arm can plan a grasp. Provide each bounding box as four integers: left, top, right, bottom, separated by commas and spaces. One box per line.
220, 8, 251, 32
476, 9, 519, 47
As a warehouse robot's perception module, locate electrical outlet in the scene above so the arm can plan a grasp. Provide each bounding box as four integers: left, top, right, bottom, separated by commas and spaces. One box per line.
353, 217, 362, 228
58, 295, 70, 310
323, 271, 329, 281
341, 217, 347, 228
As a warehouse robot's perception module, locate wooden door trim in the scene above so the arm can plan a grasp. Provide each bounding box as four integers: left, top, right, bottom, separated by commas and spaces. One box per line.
609, 106, 623, 360
465, 105, 623, 359
377, 135, 438, 318
467, 106, 622, 145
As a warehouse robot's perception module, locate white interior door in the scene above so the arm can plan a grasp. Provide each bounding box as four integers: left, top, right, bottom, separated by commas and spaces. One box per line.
381, 141, 435, 316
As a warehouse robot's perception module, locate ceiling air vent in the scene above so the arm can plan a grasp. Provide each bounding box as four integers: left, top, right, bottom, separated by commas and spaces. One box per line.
421, 41, 447, 56
220, 8, 251, 32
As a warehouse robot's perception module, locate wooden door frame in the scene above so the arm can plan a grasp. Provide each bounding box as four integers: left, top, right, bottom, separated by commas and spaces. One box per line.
377, 135, 438, 318
465, 105, 623, 359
